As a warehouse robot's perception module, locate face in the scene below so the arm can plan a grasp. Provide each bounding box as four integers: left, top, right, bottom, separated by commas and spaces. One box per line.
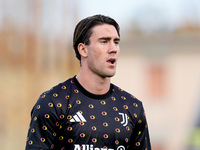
85, 24, 120, 78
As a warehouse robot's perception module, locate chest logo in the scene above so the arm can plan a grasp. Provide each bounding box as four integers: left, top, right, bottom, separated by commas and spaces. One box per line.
70, 112, 87, 122
119, 113, 128, 126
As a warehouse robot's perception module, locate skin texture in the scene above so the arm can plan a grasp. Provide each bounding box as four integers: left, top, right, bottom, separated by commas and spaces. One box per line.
76, 24, 120, 95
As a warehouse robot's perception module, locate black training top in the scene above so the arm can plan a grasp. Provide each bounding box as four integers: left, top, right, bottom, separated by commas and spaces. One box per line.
25, 76, 151, 150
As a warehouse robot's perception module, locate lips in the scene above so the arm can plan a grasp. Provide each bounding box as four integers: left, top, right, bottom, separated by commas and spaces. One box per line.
107, 57, 116, 66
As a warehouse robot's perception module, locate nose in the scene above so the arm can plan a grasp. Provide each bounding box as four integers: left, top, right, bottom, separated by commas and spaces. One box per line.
108, 41, 119, 54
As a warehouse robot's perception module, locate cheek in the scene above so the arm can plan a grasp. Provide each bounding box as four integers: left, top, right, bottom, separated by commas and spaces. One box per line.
87, 53, 105, 71
87, 45, 106, 65
88, 54, 101, 66
88, 49, 103, 62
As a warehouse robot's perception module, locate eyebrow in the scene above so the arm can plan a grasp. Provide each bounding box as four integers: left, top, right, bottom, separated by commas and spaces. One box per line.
99, 37, 120, 41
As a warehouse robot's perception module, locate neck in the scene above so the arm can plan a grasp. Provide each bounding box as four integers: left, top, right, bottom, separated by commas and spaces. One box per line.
76, 69, 111, 95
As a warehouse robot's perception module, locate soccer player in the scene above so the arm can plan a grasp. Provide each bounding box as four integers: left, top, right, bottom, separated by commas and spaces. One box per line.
25, 14, 151, 150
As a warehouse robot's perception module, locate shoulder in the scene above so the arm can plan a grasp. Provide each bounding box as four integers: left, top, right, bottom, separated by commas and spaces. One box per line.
111, 83, 143, 107
38, 76, 76, 103
111, 83, 140, 101
111, 84, 147, 125
42, 76, 75, 97
31, 77, 75, 117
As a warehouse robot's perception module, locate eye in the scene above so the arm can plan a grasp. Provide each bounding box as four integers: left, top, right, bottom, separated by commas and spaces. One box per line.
115, 42, 119, 45
101, 40, 107, 44
114, 41, 120, 45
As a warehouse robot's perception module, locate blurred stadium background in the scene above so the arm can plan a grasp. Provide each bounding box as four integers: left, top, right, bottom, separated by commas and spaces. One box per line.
0, 0, 200, 150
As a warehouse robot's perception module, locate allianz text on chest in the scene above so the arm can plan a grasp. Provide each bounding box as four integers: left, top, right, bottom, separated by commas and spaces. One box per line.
74, 144, 126, 150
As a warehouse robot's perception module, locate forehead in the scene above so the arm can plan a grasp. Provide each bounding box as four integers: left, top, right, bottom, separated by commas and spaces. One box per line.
90, 24, 119, 38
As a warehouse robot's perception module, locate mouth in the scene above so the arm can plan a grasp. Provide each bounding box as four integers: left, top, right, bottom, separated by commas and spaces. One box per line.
107, 58, 116, 66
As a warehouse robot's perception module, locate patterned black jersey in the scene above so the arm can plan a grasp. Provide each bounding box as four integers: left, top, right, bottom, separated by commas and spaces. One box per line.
25, 76, 151, 150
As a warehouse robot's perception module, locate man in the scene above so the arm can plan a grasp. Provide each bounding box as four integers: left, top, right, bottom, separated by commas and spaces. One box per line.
25, 14, 151, 150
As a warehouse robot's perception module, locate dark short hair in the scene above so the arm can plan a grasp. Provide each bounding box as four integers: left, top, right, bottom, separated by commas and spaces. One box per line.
73, 14, 120, 61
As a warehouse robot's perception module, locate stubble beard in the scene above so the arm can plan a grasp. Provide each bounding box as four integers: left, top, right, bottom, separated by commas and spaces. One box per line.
98, 66, 117, 78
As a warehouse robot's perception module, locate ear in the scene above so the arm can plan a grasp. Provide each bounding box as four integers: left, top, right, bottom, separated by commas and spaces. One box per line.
78, 43, 88, 58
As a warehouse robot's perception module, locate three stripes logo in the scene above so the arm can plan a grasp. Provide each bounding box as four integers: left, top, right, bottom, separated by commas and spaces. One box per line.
70, 112, 87, 122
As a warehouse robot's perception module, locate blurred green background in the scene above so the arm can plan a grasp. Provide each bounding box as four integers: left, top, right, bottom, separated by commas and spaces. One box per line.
0, 0, 200, 150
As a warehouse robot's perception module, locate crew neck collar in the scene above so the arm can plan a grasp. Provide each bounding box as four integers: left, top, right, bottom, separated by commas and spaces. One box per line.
73, 76, 113, 99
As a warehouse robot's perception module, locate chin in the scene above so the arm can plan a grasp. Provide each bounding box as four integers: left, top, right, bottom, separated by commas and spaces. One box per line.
97, 69, 116, 78
103, 72, 116, 78
108, 73, 115, 77
108, 70, 117, 77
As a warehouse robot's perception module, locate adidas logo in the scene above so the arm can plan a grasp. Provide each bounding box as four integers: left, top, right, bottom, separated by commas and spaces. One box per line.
70, 111, 87, 122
